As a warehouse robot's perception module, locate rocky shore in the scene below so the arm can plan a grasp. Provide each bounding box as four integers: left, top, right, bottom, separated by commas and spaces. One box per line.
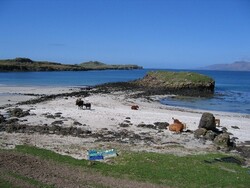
0, 84, 250, 164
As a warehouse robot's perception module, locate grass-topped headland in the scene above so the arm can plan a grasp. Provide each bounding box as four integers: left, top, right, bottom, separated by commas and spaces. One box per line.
93, 71, 215, 97
0, 57, 142, 72
134, 71, 215, 97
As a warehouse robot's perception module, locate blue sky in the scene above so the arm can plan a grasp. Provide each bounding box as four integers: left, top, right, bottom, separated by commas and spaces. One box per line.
0, 0, 250, 69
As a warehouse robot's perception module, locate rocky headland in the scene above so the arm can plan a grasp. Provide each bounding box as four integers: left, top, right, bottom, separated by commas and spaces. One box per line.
96, 71, 215, 97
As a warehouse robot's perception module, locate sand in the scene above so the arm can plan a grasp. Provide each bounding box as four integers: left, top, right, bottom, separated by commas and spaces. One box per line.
0, 86, 250, 159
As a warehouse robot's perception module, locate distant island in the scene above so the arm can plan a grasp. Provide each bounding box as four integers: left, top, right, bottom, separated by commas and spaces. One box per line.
201, 61, 250, 71
0, 58, 143, 72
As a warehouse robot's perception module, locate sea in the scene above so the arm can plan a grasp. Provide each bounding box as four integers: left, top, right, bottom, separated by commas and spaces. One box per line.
0, 69, 249, 114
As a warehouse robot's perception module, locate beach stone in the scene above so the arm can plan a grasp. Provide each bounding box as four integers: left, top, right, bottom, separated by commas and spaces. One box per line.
137, 123, 155, 129
204, 130, 217, 141
119, 123, 130, 127
0, 114, 6, 123
231, 126, 240, 129
8, 108, 30, 118
154, 122, 169, 129
214, 133, 230, 147
236, 146, 250, 158
51, 120, 64, 125
198, 112, 216, 130
6, 118, 19, 124
194, 128, 207, 138
73, 121, 82, 126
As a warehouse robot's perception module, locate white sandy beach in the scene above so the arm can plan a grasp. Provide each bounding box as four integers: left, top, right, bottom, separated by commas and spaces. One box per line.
0, 86, 250, 160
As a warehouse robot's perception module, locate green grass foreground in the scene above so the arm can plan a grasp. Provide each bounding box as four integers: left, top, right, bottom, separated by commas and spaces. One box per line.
3, 145, 250, 187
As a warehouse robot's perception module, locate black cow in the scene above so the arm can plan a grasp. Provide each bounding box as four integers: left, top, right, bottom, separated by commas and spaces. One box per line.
76, 98, 91, 110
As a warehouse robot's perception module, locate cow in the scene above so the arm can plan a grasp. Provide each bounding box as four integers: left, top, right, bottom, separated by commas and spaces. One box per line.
76, 98, 91, 110
168, 118, 186, 133
131, 105, 139, 110
83, 103, 91, 110
215, 118, 220, 127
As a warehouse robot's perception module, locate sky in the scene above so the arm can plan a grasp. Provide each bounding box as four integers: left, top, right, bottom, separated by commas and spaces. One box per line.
0, 0, 250, 69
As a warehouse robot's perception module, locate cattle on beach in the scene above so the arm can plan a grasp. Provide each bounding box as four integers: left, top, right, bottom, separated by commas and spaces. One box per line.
168, 117, 186, 133
131, 105, 139, 110
75, 98, 91, 110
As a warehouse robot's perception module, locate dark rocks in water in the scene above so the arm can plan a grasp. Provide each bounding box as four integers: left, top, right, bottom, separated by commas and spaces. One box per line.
198, 112, 216, 130
194, 128, 207, 138
7, 108, 30, 118
154, 122, 169, 129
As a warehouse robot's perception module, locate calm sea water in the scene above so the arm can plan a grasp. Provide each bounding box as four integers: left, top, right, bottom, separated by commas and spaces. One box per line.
0, 69, 249, 114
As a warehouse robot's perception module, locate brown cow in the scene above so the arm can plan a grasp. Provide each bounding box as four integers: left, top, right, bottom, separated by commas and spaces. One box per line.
168, 118, 186, 133
215, 118, 220, 127
131, 105, 139, 110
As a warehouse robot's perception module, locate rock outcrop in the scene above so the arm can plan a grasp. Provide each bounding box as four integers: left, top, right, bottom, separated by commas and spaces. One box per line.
194, 112, 234, 150
198, 112, 216, 130
134, 71, 215, 97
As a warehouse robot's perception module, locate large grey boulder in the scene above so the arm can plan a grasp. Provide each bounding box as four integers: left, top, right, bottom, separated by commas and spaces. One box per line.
198, 112, 216, 130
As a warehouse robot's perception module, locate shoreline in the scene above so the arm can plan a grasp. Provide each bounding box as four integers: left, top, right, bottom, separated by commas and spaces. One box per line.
0, 85, 250, 161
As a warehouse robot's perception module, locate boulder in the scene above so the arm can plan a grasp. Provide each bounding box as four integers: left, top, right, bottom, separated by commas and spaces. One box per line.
194, 128, 207, 138
214, 133, 230, 147
8, 108, 30, 118
154, 122, 169, 129
0, 114, 5, 123
204, 130, 217, 141
198, 112, 216, 130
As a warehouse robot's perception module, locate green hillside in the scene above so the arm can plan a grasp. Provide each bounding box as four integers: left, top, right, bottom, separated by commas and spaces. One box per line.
0, 58, 142, 72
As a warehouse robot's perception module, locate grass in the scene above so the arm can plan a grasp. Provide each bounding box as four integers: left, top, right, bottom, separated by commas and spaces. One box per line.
13, 145, 250, 188
147, 71, 214, 84
0, 177, 16, 188
7, 172, 54, 188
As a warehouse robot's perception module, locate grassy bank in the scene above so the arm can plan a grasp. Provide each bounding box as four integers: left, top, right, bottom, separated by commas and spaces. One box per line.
1, 145, 248, 188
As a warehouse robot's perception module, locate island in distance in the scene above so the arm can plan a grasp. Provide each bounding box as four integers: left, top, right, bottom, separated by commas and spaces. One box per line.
0, 57, 143, 72
201, 61, 250, 71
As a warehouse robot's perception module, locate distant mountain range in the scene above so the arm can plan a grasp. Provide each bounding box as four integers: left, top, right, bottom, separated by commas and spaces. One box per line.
201, 61, 250, 71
